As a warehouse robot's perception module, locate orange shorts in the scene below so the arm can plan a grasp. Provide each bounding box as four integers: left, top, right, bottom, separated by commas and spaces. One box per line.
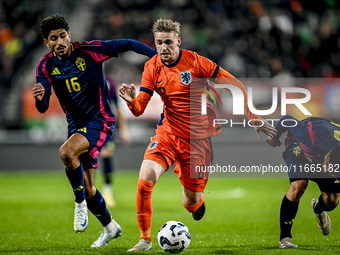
144, 129, 212, 192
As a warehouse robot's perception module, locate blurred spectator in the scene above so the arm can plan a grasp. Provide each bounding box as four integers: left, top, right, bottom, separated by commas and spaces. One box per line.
0, 0, 75, 128
0, 0, 75, 91
2, 0, 340, 89
86, 0, 340, 81
2, 0, 340, 129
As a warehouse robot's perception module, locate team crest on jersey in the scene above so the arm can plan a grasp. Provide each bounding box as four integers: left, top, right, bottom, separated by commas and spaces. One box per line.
149, 141, 158, 150
293, 146, 301, 157
180, 70, 192, 85
76, 57, 86, 71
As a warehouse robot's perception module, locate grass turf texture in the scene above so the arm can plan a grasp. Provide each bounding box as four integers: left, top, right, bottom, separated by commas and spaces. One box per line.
1, 170, 340, 254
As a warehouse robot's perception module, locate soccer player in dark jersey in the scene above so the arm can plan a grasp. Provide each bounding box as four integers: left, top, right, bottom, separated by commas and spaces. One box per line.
32, 14, 156, 248
266, 115, 340, 248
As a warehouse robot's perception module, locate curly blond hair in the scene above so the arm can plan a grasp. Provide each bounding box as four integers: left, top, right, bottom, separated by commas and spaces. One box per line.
152, 18, 180, 37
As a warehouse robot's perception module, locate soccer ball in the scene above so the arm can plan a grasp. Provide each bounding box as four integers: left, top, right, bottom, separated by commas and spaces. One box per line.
157, 220, 191, 253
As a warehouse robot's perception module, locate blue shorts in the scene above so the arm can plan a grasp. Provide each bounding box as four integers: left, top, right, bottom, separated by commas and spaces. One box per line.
284, 139, 340, 194
69, 120, 115, 168
102, 132, 115, 151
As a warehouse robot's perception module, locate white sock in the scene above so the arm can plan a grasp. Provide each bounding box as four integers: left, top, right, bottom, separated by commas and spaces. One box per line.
75, 200, 86, 207
104, 218, 117, 233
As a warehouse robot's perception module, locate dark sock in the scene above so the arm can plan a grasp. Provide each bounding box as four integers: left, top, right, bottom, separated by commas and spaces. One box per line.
280, 195, 299, 240
65, 164, 85, 203
313, 194, 333, 213
103, 157, 112, 184
87, 189, 111, 226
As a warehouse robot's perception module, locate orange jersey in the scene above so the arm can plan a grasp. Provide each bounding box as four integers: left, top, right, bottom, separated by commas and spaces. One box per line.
128, 49, 260, 139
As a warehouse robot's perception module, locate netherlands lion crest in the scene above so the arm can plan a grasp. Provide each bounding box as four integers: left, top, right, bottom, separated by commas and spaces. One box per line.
149, 141, 158, 150
76, 57, 86, 71
180, 70, 192, 85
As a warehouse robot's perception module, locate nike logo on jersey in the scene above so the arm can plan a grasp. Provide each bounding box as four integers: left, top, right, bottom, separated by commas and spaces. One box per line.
193, 182, 204, 186
156, 79, 165, 84
51, 68, 61, 75
149, 141, 158, 150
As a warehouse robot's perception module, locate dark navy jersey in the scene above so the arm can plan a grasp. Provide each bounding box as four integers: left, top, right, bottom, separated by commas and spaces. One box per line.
276, 115, 340, 164
105, 75, 118, 106
36, 39, 156, 131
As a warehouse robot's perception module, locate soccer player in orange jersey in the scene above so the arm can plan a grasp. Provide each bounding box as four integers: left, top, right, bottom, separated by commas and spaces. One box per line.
119, 19, 277, 252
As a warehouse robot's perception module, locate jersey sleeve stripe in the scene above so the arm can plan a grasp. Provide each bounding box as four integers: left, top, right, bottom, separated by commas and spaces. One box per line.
84, 50, 110, 62
37, 59, 51, 83
42, 61, 51, 83
140, 87, 154, 96
211, 65, 220, 79
73, 41, 102, 48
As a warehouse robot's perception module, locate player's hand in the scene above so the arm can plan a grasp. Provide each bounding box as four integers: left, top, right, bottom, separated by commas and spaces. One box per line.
119, 83, 136, 102
32, 83, 45, 101
266, 136, 281, 147
254, 119, 277, 138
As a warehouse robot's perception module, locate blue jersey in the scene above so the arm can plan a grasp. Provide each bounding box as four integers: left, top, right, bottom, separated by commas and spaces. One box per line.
36, 39, 156, 132
105, 75, 118, 107
276, 115, 340, 164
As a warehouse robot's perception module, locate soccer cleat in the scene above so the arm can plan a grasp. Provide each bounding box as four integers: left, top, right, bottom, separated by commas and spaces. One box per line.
311, 198, 331, 235
127, 239, 152, 252
279, 237, 297, 248
74, 203, 88, 233
192, 202, 205, 221
91, 222, 122, 248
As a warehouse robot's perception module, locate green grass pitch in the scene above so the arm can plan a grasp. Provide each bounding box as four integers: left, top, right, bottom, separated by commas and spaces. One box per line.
1, 170, 340, 254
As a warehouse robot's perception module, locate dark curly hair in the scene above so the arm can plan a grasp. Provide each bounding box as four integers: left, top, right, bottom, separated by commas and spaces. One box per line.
40, 14, 69, 39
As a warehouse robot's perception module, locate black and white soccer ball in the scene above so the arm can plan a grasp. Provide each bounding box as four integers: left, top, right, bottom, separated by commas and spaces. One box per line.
157, 220, 191, 253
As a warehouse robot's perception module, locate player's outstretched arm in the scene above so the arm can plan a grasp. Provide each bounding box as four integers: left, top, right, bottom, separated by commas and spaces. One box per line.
112, 39, 157, 58
33, 83, 50, 113
32, 83, 45, 101
119, 83, 136, 103
119, 83, 153, 117
254, 119, 277, 139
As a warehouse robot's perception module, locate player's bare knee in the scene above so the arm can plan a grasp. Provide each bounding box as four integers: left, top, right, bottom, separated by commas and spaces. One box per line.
287, 181, 308, 201
59, 144, 76, 166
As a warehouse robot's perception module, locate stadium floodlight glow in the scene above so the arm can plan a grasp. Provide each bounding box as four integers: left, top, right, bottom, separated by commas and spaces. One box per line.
201, 84, 312, 116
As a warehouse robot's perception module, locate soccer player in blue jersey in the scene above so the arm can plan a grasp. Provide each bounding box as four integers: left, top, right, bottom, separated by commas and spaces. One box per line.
266, 115, 340, 248
32, 14, 156, 248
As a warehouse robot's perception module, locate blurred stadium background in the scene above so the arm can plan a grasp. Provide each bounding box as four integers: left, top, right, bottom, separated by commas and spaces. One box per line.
1, 0, 340, 171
